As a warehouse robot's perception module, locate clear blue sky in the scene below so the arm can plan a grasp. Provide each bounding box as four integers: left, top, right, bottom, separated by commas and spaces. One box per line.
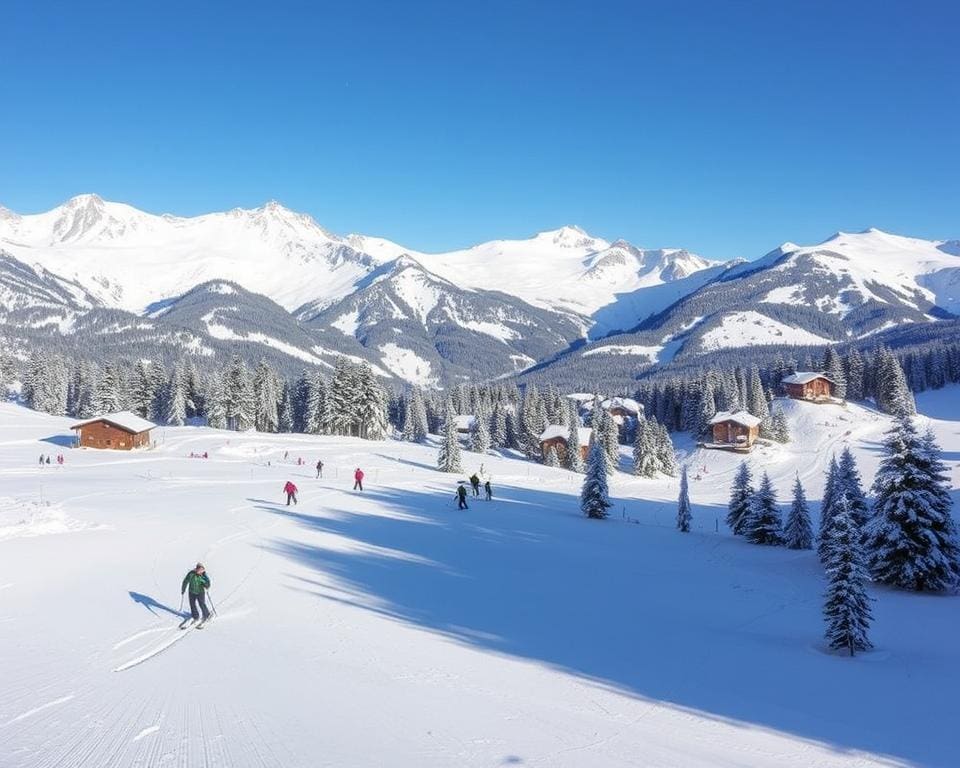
1, 1, 957, 260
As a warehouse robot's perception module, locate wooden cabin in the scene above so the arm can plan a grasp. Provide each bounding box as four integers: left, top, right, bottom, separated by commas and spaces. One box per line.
538, 425, 592, 463
454, 415, 477, 434
781, 372, 835, 401
708, 411, 761, 449
71, 411, 156, 450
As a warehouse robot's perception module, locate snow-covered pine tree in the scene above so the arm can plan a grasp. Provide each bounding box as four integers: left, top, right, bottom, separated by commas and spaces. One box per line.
205, 372, 227, 429
875, 348, 916, 418
165, 363, 188, 426
148, 359, 168, 422
726, 461, 754, 535
747, 365, 770, 422
519, 384, 547, 457
95, 362, 123, 414
602, 408, 620, 473
823, 495, 873, 656
745, 471, 783, 545
277, 382, 294, 433
677, 465, 692, 532
770, 409, 790, 443
437, 398, 463, 473
130, 360, 154, 419
824, 347, 847, 401
580, 440, 611, 520
864, 416, 960, 591
837, 447, 869, 530
845, 348, 865, 402
817, 455, 840, 564
326, 357, 355, 436
223, 355, 255, 431
632, 417, 656, 477
356, 363, 388, 440
471, 402, 491, 454
654, 419, 677, 476
490, 399, 507, 448
403, 386, 429, 442
544, 445, 560, 468
784, 475, 814, 550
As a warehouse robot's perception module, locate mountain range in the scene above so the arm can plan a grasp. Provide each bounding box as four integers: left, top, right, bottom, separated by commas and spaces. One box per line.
1, 195, 958, 385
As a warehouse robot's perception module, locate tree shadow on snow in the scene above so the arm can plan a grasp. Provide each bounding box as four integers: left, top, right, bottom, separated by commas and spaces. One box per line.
258, 481, 946, 767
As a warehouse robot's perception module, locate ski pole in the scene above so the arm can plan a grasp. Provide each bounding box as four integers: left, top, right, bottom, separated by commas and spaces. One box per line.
207, 591, 218, 617
179, 593, 184, 614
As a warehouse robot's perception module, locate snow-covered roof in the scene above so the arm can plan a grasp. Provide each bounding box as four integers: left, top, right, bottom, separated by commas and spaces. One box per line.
782, 371, 834, 385
71, 411, 157, 434
539, 425, 592, 446
454, 415, 476, 431
708, 411, 762, 428
601, 397, 642, 415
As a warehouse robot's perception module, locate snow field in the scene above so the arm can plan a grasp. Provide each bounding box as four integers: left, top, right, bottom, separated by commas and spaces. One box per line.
0, 390, 958, 766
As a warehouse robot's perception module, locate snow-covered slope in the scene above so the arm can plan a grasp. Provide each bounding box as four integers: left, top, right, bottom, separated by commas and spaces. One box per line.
1, 390, 958, 766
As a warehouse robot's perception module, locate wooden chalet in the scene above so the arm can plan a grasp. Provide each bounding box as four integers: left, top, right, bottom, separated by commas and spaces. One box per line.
71, 411, 157, 450
538, 425, 592, 463
781, 372, 835, 402
707, 411, 761, 450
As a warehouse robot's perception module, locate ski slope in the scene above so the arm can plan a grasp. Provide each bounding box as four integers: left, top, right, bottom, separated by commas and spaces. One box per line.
0, 392, 958, 767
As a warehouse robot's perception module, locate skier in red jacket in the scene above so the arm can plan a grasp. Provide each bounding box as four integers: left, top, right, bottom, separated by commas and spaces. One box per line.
353, 468, 364, 491
283, 480, 298, 506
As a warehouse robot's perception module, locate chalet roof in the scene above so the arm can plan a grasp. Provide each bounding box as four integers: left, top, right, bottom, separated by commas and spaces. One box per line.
454, 415, 476, 431
709, 410, 762, 428
71, 411, 157, 434
539, 425, 593, 446
781, 371, 835, 385
601, 397, 642, 415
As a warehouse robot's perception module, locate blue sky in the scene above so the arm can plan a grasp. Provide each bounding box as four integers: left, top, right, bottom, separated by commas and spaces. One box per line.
1, 1, 957, 260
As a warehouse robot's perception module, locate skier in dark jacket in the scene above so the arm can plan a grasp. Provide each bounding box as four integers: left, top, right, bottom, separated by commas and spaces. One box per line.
484, 479, 492, 501
316, 459, 324, 479
283, 480, 298, 506
469, 473, 481, 497
455, 483, 469, 510
181, 563, 211, 623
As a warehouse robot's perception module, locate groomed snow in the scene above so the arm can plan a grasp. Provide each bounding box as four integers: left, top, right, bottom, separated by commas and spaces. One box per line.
0, 391, 958, 766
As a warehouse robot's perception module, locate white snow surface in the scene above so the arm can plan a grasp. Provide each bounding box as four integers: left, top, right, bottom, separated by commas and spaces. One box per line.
1, 391, 959, 766
700, 311, 833, 351
378, 343, 437, 388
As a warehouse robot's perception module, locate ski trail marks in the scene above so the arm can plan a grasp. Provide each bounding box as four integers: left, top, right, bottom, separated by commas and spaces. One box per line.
132, 724, 162, 742
1, 694, 74, 727
114, 626, 195, 672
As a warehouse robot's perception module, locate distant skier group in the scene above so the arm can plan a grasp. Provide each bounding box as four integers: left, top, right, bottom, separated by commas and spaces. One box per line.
38, 453, 64, 466
455, 469, 492, 509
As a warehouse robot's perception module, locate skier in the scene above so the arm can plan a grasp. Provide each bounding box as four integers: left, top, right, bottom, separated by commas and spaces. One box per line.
316, 459, 324, 479
181, 563, 211, 626
484, 479, 492, 501
353, 467, 364, 491
469, 473, 481, 497
45, 456, 51, 465
455, 482, 469, 510
38, 454, 44, 466
283, 480, 298, 506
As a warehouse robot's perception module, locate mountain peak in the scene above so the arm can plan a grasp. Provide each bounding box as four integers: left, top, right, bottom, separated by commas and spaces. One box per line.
63, 193, 105, 210
535, 225, 599, 249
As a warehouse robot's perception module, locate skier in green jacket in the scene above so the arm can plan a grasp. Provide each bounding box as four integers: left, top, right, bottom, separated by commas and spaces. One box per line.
181, 563, 211, 623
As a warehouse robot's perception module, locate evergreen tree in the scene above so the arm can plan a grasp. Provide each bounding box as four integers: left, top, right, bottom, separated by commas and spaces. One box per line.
864, 417, 960, 591
602, 408, 620, 473
130, 360, 155, 418
544, 445, 560, 468
580, 441, 611, 520
165, 364, 188, 426
784, 475, 814, 550
277, 382, 294, 433
654, 420, 677, 476
490, 399, 507, 448
223, 356, 255, 431
402, 386, 429, 442
437, 398, 463, 473
824, 347, 847, 400
355, 364, 389, 440
875, 348, 916, 418
726, 461, 754, 535
747, 365, 770, 422
252, 360, 280, 433
632, 417, 657, 477
205, 373, 227, 429
823, 496, 873, 656
95, 362, 123, 414
562, 401, 583, 472
677, 465, 692, 532
846, 349, 865, 402
817, 456, 841, 564
837, 447, 869, 530
745, 471, 783, 545
770, 409, 790, 443
471, 403, 492, 454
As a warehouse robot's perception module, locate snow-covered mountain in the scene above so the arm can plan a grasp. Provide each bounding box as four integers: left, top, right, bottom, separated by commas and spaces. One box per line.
521, 228, 960, 382
300, 256, 584, 385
